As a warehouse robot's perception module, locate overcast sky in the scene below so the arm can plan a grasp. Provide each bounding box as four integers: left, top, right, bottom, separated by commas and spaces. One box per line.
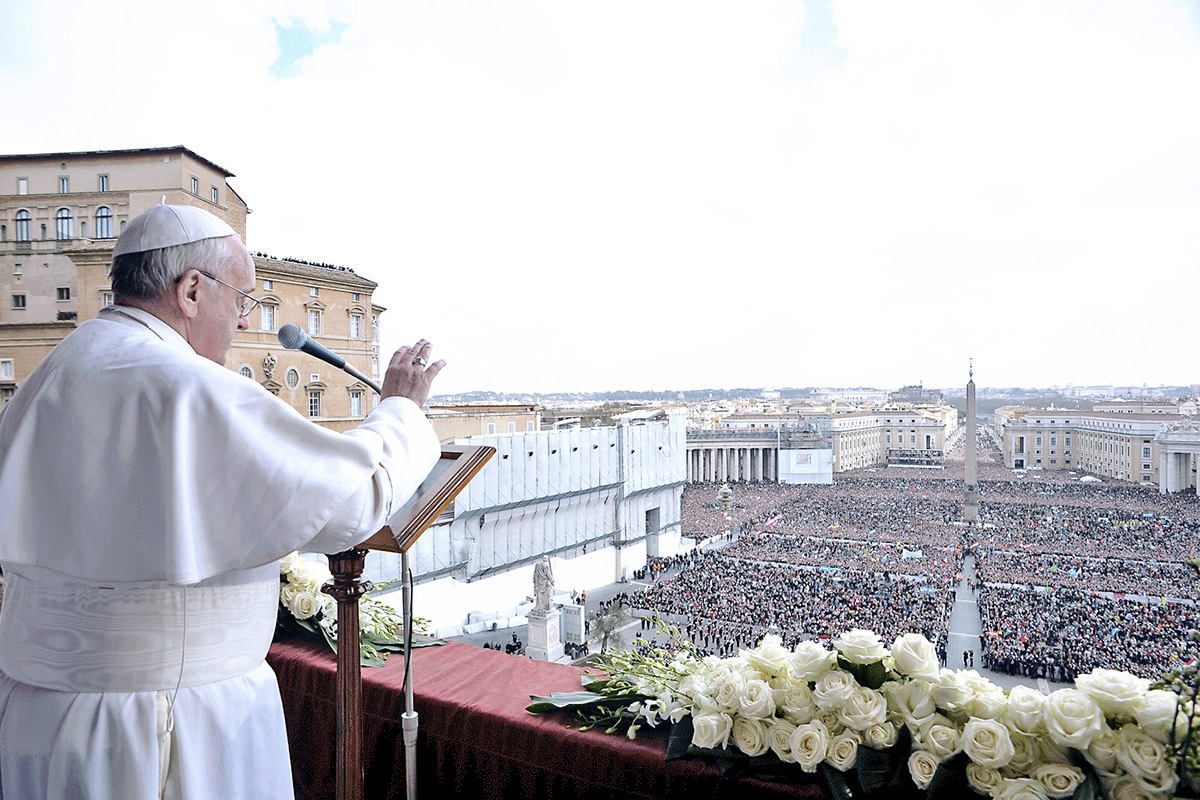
2, 1, 1197, 394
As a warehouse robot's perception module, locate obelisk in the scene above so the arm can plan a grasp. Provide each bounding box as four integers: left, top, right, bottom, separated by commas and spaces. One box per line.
964, 360, 979, 524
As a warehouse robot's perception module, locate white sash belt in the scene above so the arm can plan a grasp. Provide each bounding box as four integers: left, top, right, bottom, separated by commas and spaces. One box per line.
0, 571, 278, 692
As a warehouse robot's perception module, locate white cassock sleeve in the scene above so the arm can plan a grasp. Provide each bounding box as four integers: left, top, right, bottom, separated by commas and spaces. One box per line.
303, 396, 440, 554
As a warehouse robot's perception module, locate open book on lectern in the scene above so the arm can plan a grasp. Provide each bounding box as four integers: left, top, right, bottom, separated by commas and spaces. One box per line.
356, 444, 495, 554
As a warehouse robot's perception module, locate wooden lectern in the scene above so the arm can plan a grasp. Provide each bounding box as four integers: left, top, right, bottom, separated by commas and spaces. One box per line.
322, 444, 495, 800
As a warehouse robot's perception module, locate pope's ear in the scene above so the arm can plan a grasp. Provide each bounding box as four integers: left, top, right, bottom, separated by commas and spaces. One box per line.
175, 269, 202, 319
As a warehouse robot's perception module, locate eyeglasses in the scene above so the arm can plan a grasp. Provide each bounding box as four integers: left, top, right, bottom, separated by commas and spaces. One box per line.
195, 270, 262, 317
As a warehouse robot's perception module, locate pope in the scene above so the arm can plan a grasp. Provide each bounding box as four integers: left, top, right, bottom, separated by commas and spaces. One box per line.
0, 204, 444, 799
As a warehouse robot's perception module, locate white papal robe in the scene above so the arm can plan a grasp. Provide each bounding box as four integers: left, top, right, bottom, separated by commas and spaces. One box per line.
0, 306, 440, 799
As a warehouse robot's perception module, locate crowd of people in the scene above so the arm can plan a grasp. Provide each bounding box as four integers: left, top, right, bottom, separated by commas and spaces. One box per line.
649, 432, 1199, 680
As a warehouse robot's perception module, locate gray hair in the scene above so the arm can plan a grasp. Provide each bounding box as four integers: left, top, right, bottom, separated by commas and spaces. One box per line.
109, 236, 238, 301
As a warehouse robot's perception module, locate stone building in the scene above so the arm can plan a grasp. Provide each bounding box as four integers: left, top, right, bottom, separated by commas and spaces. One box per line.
0, 147, 380, 428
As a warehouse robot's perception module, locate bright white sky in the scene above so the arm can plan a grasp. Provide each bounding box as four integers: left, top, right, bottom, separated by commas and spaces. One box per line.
2, 1, 1198, 395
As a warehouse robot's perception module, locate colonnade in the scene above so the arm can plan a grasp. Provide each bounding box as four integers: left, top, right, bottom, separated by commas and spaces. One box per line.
686, 446, 777, 483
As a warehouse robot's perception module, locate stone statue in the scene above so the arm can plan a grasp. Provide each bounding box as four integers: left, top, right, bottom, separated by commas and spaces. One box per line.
533, 555, 554, 614
718, 483, 733, 515
262, 353, 277, 380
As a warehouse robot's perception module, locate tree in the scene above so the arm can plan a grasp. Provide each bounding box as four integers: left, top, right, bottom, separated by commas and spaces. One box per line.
588, 604, 632, 653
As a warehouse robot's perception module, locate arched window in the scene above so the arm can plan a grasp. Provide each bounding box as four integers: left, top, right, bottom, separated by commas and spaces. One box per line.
95, 207, 112, 239
15, 210, 30, 242
56, 208, 73, 240
238, 365, 255, 380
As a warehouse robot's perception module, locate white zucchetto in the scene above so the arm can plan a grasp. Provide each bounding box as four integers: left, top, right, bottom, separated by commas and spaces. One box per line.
112, 204, 236, 257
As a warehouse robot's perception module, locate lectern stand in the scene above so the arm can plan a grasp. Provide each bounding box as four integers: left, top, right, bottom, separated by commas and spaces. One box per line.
322, 444, 495, 800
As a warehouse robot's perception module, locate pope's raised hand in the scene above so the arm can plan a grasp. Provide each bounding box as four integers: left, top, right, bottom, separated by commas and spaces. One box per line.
382, 339, 445, 407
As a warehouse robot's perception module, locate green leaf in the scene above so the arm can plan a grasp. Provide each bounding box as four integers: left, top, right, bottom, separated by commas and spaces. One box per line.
526, 691, 609, 713
820, 762, 857, 800
1072, 764, 1099, 800
666, 718, 695, 761
856, 741, 901, 794
926, 753, 968, 800
860, 660, 887, 690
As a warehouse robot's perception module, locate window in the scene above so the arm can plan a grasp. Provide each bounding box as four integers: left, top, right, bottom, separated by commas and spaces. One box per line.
1142, 446, 1152, 459
56, 208, 73, 240
487, 423, 496, 434
527, 421, 535, 431
310, 373, 320, 382
1050, 436, 1056, 446
508, 422, 516, 433
910, 434, 916, 444
12, 294, 26, 309
56, 287, 70, 301
307, 309, 322, 335
352, 292, 360, 302
15, 210, 31, 242
308, 391, 322, 418
263, 279, 273, 290
191, 176, 199, 194
97, 175, 109, 192
13, 264, 21, 275
239, 365, 254, 379
350, 314, 363, 338
372, 315, 380, 341
309, 287, 319, 297
211, 186, 218, 204
1035, 436, 1043, 446
1, 388, 12, 408
17, 178, 27, 195
0, 359, 12, 380
95, 207, 112, 239
350, 390, 363, 416
59, 177, 69, 193
1065, 436, 1071, 446
886, 433, 891, 444
260, 304, 276, 331
285, 368, 300, 389
101, 292, 113, 307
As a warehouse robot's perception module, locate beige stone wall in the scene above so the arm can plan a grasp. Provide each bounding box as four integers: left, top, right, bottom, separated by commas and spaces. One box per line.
428, 411, 539, 444
1001, 411, 1170, 485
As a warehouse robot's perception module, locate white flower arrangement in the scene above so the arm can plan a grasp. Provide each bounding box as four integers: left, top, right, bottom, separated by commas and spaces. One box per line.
276, 552, 430, 666
529, 626, 1195, 799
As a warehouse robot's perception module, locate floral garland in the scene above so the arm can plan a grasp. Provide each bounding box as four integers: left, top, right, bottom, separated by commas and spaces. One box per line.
529, 627, 1197, 800
276, 552, 435, 666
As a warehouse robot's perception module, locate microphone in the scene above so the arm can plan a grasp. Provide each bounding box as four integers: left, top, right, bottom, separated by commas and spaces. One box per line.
278, 323, 382, 395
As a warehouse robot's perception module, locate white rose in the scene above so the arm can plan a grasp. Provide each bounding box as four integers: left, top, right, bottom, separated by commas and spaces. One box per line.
289, 590, 321, 620
1075, 669, 1150, 719
826, 730, 860, 771
931, 669, 975, 715
968, 689, 1009, 721
1082, 724, 1121, 773
885, 679, 938, 729
1004, 686, 1048, 738
739, 678, 776, 719
967, 762, 1004, 796
1107, 775, 1157, 800
287, 558, 330, 587
917, 715, 961, 761
731, 716, 770, 757
1032, 763, 1086, 800
1132, 689, 1181, 743
710, 670, 747, 714
279, 552, 305, 576
813, 670, 857, 710
792, 641, 836, 681
1001, 733, 1040, 778
1115, 723, 1176, 796
838, 686, 888, 731
767, 718, 798, 762
994, 777, 1050, 800
1043, 689, 1104, 749
791, 719, 830, 773
963, 717, 1015, 768
863, 720, 900, 749
746, 634, 793, 678
817, 708, 845, 735
908, 748, 941, 789
832, 628, 888, 665
280, 582, 302, 606
691, 711, 733, 750
779, 682, 818, 725
891, 633, 940, 681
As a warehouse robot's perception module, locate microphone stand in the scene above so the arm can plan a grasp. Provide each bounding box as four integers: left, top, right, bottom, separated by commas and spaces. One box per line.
401, 551, 418, 800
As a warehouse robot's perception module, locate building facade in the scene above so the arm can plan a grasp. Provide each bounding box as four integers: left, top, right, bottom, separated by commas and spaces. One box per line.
0, 147, 379, 428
